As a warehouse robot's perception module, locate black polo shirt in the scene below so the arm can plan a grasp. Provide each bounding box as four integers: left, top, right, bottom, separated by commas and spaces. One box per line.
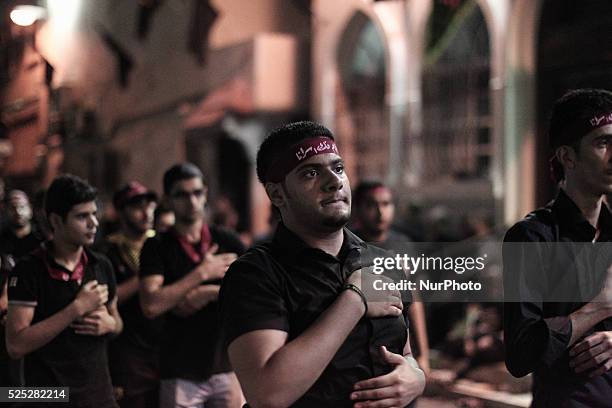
139, 225, 245, 381
7, 246, 118, 408
97, 235, 163, 396
504, 189, 612, 407
219, 223, 412, 407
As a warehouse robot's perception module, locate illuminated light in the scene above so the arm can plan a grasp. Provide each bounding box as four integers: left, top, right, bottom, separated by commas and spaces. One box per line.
47, 0, 82, 32
10, 5, 46, 27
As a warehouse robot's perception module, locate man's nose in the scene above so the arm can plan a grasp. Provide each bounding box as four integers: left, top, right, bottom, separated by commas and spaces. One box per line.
322, 169, 343, 192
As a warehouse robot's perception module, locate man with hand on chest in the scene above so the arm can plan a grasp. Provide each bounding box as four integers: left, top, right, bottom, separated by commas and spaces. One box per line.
219, 121, 425, 408
5, 174, 122, 408
139, 163, 245, 408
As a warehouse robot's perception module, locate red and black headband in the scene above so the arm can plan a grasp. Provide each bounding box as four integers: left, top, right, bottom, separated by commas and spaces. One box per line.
266, 136, 339, 183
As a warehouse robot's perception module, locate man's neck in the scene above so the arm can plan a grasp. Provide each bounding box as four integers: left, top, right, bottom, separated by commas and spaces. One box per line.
284, 219, 344, 256
50, 239, 83, 270
174, 218, 204, 243
121, 226, 149, 247
12, 223, 31, 239
562, 186, 605, 228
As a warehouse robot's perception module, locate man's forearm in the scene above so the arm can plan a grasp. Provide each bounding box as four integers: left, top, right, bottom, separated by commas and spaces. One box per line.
116, 277, 139, 305
140, 270, 202, 318
233, 290, 365, 408
569, 301, 612, 346
7, 303, 80, 359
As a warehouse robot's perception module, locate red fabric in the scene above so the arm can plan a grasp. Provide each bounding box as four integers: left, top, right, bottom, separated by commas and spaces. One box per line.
172, 224, 212, 264
39, 248, 88, 283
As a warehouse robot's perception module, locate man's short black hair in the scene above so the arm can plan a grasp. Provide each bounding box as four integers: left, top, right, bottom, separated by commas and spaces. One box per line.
163, 163, 205, 195
549, 88, 612, 150
256, 121, 334, 184
353, 180, 390, 206
45, 174, 97, 219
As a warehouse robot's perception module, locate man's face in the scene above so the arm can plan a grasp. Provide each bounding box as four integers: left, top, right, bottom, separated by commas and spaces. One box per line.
356, 187, 395, 235
54, 201, 99, 247
122, 198, 156, 234
7, 193, 32, 228
572, 126, 612, 196
280, 153, 351, 232
169, 177, 207, 224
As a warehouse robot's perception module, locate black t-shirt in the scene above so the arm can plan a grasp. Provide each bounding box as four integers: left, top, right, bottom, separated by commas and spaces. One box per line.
97, 236, 163, 395
504, 189, 612, 407
0, 228, 44, 287
219, 223, 412, 407
7, 246, 118, 408
139, 225, 245, 381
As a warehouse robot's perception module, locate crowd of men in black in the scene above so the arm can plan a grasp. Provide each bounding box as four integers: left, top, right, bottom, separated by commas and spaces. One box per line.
0, 88, 610, 408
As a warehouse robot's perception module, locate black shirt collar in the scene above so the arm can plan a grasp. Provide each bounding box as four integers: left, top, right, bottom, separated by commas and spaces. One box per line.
552, 189, 612, 240
272, 222, 365, 260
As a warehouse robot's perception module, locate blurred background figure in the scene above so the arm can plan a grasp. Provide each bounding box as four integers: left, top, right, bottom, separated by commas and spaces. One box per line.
96, 181, 161, 408
351, 180, 431, 375
153, 200, 175, 234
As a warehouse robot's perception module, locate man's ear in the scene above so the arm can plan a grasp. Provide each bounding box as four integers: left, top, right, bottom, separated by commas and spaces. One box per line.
556, 145, 577, 170
48, 213, 62, 232
265, 182, 286, 209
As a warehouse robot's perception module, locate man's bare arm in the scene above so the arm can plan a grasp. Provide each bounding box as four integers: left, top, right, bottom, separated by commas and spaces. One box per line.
228, 290, 366, 408
116, 276, 139, 305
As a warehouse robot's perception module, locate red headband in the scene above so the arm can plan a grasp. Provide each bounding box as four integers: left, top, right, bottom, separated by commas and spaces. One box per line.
560, 111, 612, 146
266, 137, 339, 182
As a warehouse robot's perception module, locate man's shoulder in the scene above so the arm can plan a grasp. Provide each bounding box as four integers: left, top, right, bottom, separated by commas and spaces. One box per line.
227, 243, 284, 278
505, 206, 557, 242
210, 225, 246, 254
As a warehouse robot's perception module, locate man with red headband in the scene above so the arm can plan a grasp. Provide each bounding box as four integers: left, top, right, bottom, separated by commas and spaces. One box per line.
219, 121, 425, 407
504, 89, 612, 406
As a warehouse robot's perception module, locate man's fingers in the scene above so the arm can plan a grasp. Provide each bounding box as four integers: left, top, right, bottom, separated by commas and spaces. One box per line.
351, 385, 396, 401
353, 398, 399, 408
570, 343, 607, 367
570, 333, 606, 356
208, 243, 219, 255
354, 372, 395, 390
380, 346, 406, 366
84, 280, 98, 290
588, 359, 612, 378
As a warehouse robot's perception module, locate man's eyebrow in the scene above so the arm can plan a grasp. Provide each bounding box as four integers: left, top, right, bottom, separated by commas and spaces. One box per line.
294, 158, 344, 173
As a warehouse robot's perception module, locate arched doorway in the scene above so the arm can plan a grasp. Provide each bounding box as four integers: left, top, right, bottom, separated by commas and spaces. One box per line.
336, 11, 388, 183
423, 0, 491, 182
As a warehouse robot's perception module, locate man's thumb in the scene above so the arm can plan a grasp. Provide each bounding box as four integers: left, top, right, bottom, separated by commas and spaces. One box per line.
380, 346, 405, 365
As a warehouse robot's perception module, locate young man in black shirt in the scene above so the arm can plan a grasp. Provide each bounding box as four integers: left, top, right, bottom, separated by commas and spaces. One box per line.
5, 174, 123, 408
98, 181, 161, 408
139, 163, 244, 407
504, 88, 612, 406
219, 121, 425, 407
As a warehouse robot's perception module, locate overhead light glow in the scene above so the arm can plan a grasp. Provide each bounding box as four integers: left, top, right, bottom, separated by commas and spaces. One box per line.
10, 5, 47, 27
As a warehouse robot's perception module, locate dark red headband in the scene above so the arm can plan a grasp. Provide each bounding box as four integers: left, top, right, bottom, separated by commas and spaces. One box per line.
558, 111, 612, 147
266, 137, 339, 182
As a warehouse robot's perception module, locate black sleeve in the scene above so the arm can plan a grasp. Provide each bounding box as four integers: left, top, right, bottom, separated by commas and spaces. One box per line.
503, 223, 572, 378
7, 257, 40, 307
99, 255, 118, 304
219, 256, 289, 348
140, 236, 165, 278
211, 226, 247, 256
